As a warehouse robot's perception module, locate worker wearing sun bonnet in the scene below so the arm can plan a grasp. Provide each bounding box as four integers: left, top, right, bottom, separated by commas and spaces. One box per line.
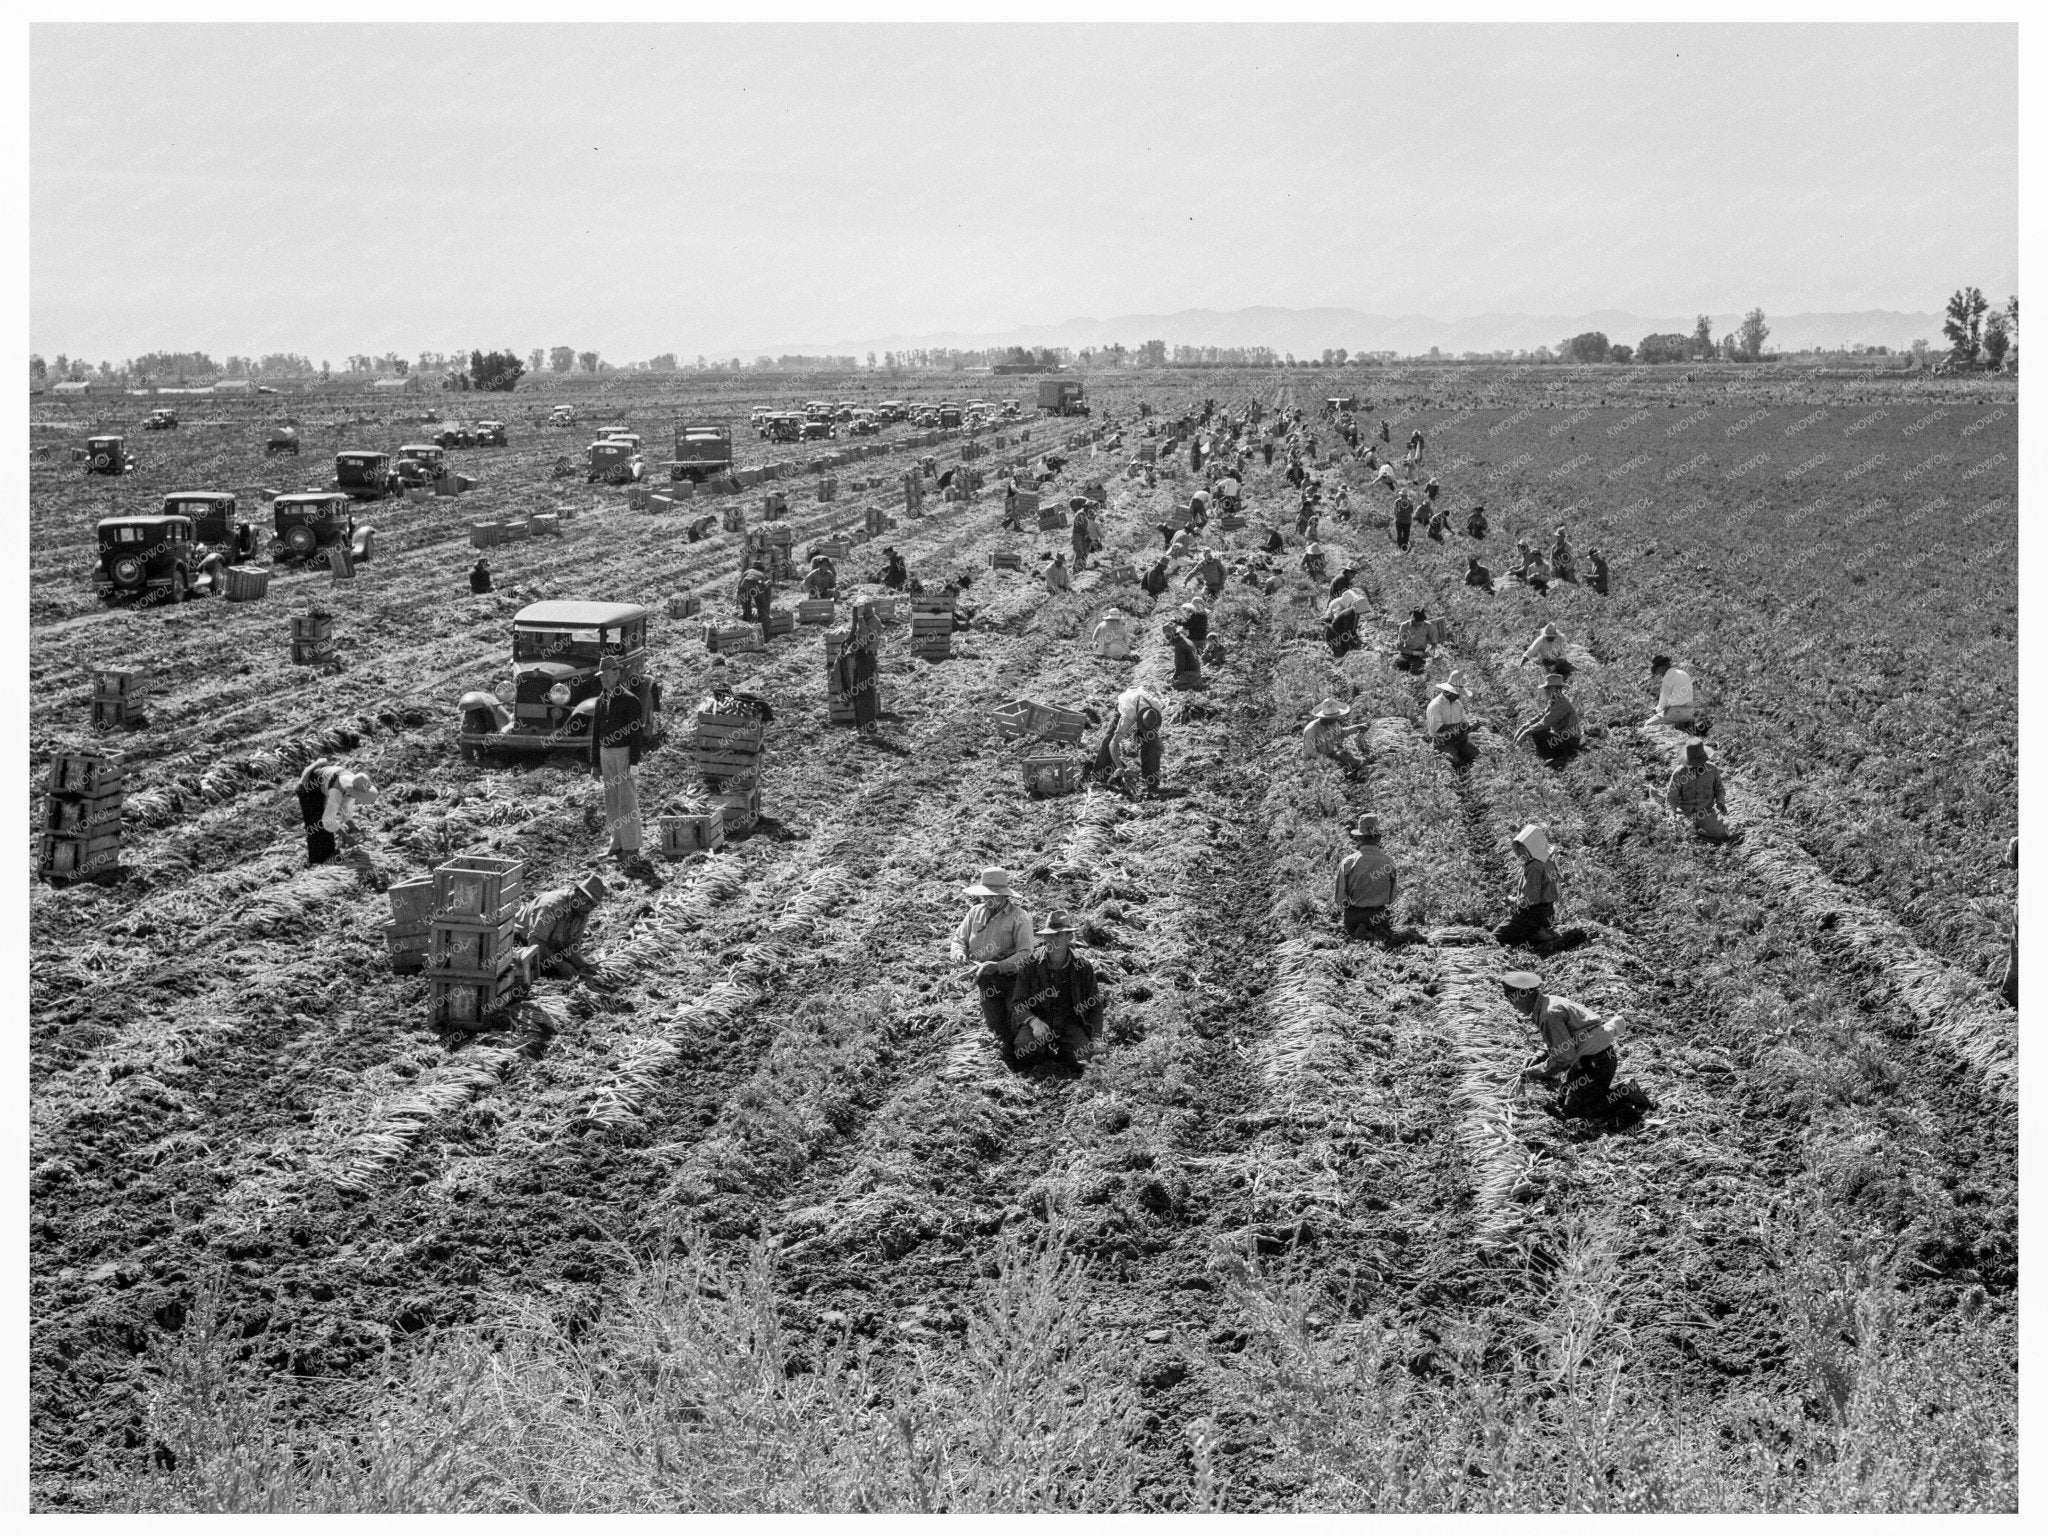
1494, 823, 1562, 947
951, 867, 1037, 1044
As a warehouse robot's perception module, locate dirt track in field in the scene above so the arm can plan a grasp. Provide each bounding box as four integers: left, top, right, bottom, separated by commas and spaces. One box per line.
28, 369, 2016, 1508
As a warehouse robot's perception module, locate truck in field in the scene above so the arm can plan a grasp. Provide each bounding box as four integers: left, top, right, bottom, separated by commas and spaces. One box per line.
1038, 379, 1089, 417
668, 422, 735, 483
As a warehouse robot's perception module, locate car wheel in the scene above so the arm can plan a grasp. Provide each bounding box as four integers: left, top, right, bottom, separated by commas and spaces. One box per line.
110, 555, 144, 589
285, 525, 318, 556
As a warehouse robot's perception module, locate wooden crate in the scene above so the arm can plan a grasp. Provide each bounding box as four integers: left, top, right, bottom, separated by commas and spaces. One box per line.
388, 875, 436, 926
711, 786, 762, 832
428, 974, 517, 1032
797, 598, 836, 625
692, 748, 764, 784
384, 919, 430, 974
1216, 514, 1248, 531
43, 792, 122, 834
38, 829, 123, 882
815, 538, 853, 561
706, 625, 763, 655
1031, 703, 1089, 744
1009, 489, 1040, 516
431, 853, 525, 921
470, 522, 502, 548
763, 608, 795, 638
530, 513, 561, 536
47, 752, 124, 795
762, 492, 788, 517
502, 520, 530, 542
658, 812, 725, 858
327, 545, 355, 580
94, 669, 148, 698
666, 593, 703, 620
291, 614, 334, 642
1036, 507, 1068, 531
817, 479, 837, 501
721, 505, 746, 533
989, 551, 1023, 571
695, 712, 766, 753
91, 698, 143, 731
991, 701, 1033, 740
1022, 755, 1086, 797
223, 565, 269, 602
290, 639, 335, 666
427, 916, 521, 979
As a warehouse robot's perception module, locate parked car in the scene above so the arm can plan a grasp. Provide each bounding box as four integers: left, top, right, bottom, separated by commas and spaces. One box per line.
668, 423, 735, 483
766, 413, 805, 444
163, 491, 258, 563
143, 408, 179, 431
587, 439, 646, 483
95, 513, 197, 604
266, 425, 301, 456
801, 418, 836, 441
335, 450, 400, 500
475, 420, 508, 447
834, 401, 858, 421
433, 423, 476, 449
877, 400, 906, 422
457, 600, 663, 760
273, 493, 371, 564
849, 413, 880, 436
84, 434, 131, 475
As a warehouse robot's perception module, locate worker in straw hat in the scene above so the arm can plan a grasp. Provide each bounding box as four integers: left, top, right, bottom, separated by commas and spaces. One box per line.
1666, 738, 1740, 843
802, 553, 838, 599
294, 761, 377, 867
950, 866, 1037, 1045
1006, 908, 1106, 1068
1501, 970, 1640, 1121
1094, 684, 1166, 797
1515, 673, 1583, 759
1336, 814, 1423, 944
1550, 525, 1577, 583
1424, 671, 1478, 767
1091, 606, 1134, 659
513, 873, 610, 985
1521, 623, 1573, 678
1302, 696, 1366, 775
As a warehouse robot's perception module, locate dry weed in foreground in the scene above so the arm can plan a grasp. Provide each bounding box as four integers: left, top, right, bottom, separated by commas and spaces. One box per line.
118, 1227, 1141, 1513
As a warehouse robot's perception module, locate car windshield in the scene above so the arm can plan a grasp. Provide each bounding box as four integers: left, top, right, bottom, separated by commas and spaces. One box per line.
514, 625, 631, 661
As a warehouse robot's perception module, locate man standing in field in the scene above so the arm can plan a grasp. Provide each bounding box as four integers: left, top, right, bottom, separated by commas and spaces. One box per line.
736, 562, 774, 638
951, 867, 1037, 1047
590, 654, 646, 863
1006, 910, 1105, 1068
1667, 739, 1740, 843
1392, 489, 1415, 550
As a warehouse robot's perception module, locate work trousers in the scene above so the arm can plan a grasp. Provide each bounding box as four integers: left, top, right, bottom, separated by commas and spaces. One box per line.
1686, 807, 1735, 842
1262, 443, 1275, 466
1528, 729, 1581, 760
1431, 728, 1478, 767
600, 746, 641, 853
1011, 1011, 1095, 1067
1556, 1047, 1618, 1118
1344, 905, 1420, 945
1395, 521, 1411, 549
976, 973, 1014, 1041
1494, 901, 1556, 945
1394, 650, 1428, 674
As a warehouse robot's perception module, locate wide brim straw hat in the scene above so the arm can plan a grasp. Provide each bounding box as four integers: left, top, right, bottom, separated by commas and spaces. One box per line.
1543, 673, 1569, 690
1311, 697, 1352, 719
1038, 908, 1082, 935
963, 866, 1014, 898
1436, 671, 1467, 697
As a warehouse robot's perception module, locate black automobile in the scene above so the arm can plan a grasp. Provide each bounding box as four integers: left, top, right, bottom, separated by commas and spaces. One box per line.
96, 514, 197, 603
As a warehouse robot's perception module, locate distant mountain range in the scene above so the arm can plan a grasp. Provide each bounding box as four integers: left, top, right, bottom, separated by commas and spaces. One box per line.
754, 306, 1947, 360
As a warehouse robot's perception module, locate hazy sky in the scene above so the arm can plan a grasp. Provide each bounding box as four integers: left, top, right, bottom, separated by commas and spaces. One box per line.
31, 23, 2016, 363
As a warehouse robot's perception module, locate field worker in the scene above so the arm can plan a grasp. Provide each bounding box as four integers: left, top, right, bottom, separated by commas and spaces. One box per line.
1515, 674, 1583, 758
1179, 597, 1211, 648
294, 760, 376, 867
1426, 507, 1450, 544
1467, 505, 1489, 538
1407, 426, 1426, 463
1302, 542, 1329, 581
1374, 462, 1398, 493
1166, 620, 1204, 688
1094, 685, 1166, 795
737, 562, 774, 637
1423, 476, 1441, 505
1522, 623, 1573, 678
1666, 738, 1739, 843
1214, 472, 1241, 513
196, 548, 229, 596
1522, 546, 1553, 595
1069, 507, 1095, 571
1261, 526, 1288, 556
1006, 909, 1105, 1068
591, 654, 647, 862
1494, 824, 1563, 946
1186, 547, 1227, 600
1647, 655, 1694, 728
1091, 607, 1133, 659
802, 555, 838, 599
1550, 527, 1576, 583
1395, 607, 1435, 673
1586, 546, 1610, 596
1045, 553, 1073, 594
1424, 671, 1478, 767
1335, 814, 1423, 944
1262, 438, 1276, 467
1141, 556, 1171, 597
1302, 697, 1366, 773
1326, 589, 1368, 658
1392, 490, 1415, 550
950, 866, 1037, 1044
513, 874, 608, 985
1502, 971, 1623, 1119
880, 547, 908, 590
1380, 418, 1391, 444
1168, 527, 1197, 563
1327, 567, 1362, 605
837, 598, 885, 737
1363, 445, 1380, 471
469, 556, 493, 594
1465, 554, 1494, 588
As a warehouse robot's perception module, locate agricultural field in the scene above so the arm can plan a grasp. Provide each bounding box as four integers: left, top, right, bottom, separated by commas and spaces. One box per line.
27, 364, 2018, 1511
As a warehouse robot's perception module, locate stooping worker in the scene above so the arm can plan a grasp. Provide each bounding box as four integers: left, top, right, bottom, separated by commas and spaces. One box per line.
1006, 909, 1106, 1068
1336, 813, 1423, 944
1515, 673, 1583, 759
1424, 670, 1477, 767
469, 556, 493, 594
1094, 684, 1165, 796
1666, 738, 1739, 843
1141, 555, 1171, 598
1521, 623, 1572, 678
1426, 507, 1449, 543
1465, 554, 1494, 588
1213, 471, 1241, 513
736, 562, 774, 637
1407, 426, 1426, 463
802, 555, 838, 599
1494, 823, 1563, 947
950, 866, 1037, 1046
590, 653, 647, 863
1302, 542, 1328, 582
1179, 597, 1210, 648
1262, 526, 1288, 556
1467, 504, 1489, 538
878, 546, 908, 590
1069, 505, 1097, 571
1586, 546, 1609, 596
1325, 588, 1369, 659
1044, 552, 1073, 594
1091, 606, 1133, 659
1166, 619, 1203, 689
1647, 655, 1694, 728
1186, 546, 1227, 600
1394, 607, 1435, 673
512, 874, 609, 985
1302, 696, 1366, 774
1502, 970, 1627, 1120
294, 760, 376, 867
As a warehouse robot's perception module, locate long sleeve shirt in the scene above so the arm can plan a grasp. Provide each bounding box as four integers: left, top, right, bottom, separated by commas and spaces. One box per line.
1666, 762, 1726, 817
1091, 619, 1132, 658
517, 889, 593, 960
1523, 636, 1565, 667
1531, 692, 1581, 738
590, 687, 645, 769
1111, 691, 1163, 769
1530, 992, 1616, 1074
1424, 694, 1468, 738
1657, 669, 1694, 712
1397, 619, 1433, 655
1302, 717, 1355, 761
1009, 953, 1104, 1039
1337, 845, 1397, 909
1045, 564, 1071, 593
1516, 857, 1561, 910
321, 783, 353, 834
952, 901, 1035, 974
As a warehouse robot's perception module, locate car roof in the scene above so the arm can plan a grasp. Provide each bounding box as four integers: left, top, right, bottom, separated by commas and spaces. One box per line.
514, 600, 650, 627
337, 449, 388, 459
400, 442, 439, 451
276, 492, 350, 505
166, 490, 232, 501
98, 514, 189, 529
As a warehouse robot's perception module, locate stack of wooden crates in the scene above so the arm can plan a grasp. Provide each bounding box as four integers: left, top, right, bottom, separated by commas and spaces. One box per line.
384, 875, 434, 974
92, 669, 148, 731
291, 612, 334, 665
691, 708, 766, 833
425, 854, 525, 1031
910, 596, 953, 661
40, 750, 123, 885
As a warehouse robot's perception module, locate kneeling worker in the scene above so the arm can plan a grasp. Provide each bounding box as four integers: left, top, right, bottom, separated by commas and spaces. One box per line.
1424, 670, 1477, 766
514, 874, 609, 985
1336, 813, 1422, 944
1006, 909, 1105, 1067
950, 866, 1036, 1045
1302, 696, 1366, 773
1666, 737, 1739, 842
1502, 969, 1624, 1120
1094, 684, 1165, 795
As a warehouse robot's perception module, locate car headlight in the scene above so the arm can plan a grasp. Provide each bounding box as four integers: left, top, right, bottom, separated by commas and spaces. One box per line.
548, 683, 572, 706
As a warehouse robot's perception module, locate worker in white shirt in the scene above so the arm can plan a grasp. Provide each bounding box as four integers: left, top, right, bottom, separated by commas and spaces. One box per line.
950, 867, 1037, 1043
1091, 607, 1133, 659
1424, 670, 1477, 766
1302, 697, 1367, 774
1522, 624, 1573, 678
1647, 655, 1694, 727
